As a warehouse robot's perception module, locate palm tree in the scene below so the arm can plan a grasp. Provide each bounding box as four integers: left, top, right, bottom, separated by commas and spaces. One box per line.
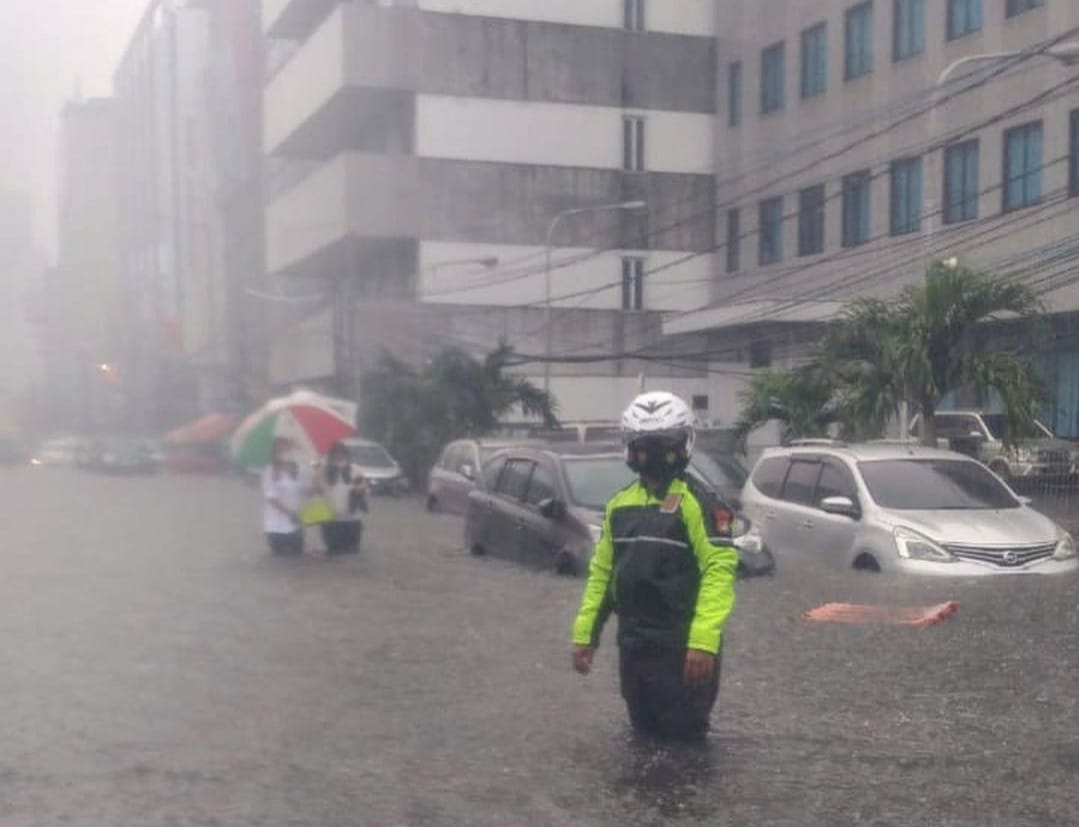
361, 345, 558, 486
733, 364, 836, 446
836, 263, 1044, 446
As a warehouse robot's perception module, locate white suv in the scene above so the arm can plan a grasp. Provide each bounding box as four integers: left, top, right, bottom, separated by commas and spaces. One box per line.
741, 441, 1076, 576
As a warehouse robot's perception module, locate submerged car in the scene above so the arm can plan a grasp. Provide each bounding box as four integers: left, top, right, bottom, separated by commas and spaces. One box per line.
741, 441, 1077, 576
343, 438, 409, 495
81, 436, 159, 475
31, 436, 85, 467
464, 444, 768, 577
426, 438, 533, 515
909, 411, 1074, 484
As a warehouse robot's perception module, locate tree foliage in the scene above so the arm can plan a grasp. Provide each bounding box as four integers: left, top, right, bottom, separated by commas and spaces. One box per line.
360, 344, 558, 487
735, 264, 1045, 446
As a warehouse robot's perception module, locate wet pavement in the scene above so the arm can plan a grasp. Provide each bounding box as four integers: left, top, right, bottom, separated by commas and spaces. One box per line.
2, 468, 1078, 826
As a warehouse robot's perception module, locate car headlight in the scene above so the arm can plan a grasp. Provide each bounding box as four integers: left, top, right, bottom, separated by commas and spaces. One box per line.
588, 524, 603, 545
893, 527, 956, 563
1054, 533, 1076, 561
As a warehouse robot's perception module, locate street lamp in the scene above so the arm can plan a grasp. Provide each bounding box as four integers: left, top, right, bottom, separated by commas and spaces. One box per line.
924, 43, 1079, 252
543, 200, 648, 393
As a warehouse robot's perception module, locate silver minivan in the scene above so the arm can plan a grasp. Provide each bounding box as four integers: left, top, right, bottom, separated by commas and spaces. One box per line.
741, 441, 1077, 576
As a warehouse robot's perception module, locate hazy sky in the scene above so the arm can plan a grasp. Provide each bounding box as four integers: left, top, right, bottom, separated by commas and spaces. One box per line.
0, 0, 149, 255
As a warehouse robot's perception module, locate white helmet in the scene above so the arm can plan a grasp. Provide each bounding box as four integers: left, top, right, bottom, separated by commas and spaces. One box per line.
621, 391, 696, 459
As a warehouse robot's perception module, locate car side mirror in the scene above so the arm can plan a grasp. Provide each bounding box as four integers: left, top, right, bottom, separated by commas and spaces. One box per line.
820, 495, 860, 519
539, 498, 567, 520
1017, 495, 1033, 506
460, 463, 475, 481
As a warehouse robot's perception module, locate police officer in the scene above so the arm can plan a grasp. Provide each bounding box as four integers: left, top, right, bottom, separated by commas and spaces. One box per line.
571, 391, 737, 740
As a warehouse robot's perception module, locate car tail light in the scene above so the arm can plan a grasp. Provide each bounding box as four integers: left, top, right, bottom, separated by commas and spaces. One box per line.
712, 506, 733, 534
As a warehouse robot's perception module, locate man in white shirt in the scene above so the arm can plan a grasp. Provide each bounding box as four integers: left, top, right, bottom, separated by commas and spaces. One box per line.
262, 437, 308, 554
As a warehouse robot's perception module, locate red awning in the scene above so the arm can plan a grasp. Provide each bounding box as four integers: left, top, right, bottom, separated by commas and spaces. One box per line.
163, 413, 240, 446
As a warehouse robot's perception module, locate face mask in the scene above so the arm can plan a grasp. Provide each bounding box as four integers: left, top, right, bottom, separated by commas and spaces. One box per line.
629, 438, 683, 479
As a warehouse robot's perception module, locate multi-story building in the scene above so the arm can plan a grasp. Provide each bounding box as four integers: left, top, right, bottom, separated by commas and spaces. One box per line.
115, 0, 266, 426
0, 189, 44, 407
670, 0, 1079, 432
262, 0, 721, 419
48, 98, 122, 429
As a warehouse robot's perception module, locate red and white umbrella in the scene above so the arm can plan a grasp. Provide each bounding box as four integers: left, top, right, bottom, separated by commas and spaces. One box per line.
230, 390, 357, 467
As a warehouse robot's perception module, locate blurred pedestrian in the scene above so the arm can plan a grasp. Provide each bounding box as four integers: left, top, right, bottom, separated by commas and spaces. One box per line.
318, 441, 368, 555
571, 391, 737, 741
262, 437, 306, 555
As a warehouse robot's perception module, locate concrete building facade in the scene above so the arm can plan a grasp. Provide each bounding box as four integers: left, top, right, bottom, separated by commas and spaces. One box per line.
261, 0, 723, 419
669, 0, 1079, 433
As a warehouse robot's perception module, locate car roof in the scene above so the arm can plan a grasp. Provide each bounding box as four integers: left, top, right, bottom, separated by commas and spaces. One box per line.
761, 441, 976, 463
488, 443, 625, 461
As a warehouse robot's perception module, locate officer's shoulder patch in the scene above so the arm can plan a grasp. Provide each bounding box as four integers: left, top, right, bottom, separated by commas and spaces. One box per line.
660, 493, 682, 514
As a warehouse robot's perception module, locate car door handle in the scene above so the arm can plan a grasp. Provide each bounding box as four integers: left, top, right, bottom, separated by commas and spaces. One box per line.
801, 519, 815, 529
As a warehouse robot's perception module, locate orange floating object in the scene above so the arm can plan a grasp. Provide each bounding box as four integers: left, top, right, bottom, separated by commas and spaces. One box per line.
803, 601, 959, 628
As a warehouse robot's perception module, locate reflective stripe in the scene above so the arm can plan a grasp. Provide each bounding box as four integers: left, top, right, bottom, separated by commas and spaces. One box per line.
614, 536, 689, 550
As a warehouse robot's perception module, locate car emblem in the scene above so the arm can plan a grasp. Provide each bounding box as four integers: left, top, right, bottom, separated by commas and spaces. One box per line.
1002, 550, 1019, 565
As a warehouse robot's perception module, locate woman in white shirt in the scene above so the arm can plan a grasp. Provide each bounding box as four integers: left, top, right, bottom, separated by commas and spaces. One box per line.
262, 437, 307, 555
318, 441, 368, 555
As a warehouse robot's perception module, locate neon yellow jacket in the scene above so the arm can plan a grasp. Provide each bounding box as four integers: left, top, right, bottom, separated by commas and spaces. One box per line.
571, 477, 737, 655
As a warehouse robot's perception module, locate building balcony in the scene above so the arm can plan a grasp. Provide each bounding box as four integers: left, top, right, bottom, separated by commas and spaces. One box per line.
263, 0, 337, 39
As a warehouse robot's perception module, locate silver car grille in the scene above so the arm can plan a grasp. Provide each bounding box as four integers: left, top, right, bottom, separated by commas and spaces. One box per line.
944, 542, 1057, 567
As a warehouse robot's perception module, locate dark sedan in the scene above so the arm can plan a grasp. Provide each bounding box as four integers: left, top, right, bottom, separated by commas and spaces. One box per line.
464, 444, 771, 577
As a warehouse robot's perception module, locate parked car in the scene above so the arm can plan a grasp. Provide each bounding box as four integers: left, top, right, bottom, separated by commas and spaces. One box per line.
427, 438, 533, 514
80, 436, 159, 475
741, 440, 1077, 576
689, 450, 750, 508
909, 410, 1074, 484
464, 444, 766, 577
528, 421, 622, 444
30, 436, 85, 467
343, 438, 409, 495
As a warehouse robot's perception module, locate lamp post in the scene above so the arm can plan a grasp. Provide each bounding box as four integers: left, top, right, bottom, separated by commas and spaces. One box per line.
924, 43, 1079, 254
543, 200, 647, 393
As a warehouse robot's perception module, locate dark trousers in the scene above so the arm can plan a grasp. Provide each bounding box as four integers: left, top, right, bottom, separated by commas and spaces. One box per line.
267, 531, 303, 555
321, 520, 361, 555
619, 645, 722, 741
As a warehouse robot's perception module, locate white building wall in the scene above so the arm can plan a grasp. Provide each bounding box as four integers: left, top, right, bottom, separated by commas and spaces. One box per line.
414, 96, 714, 174
418, 241, 712, 312
414, 0, 715, 36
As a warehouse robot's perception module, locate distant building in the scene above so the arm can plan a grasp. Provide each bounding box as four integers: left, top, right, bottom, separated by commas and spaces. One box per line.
0, 188, 44, 401
261, 0, 720, 418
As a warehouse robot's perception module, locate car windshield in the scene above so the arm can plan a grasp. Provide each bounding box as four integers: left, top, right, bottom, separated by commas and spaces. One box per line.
858, 459, 1020, 510
348, 444, 395, 467
562, 456, 636, 510
980, 413, 1053, 440
692, 452, 748, 489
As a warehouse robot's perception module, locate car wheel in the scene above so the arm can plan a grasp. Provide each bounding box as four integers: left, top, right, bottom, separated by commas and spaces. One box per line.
852, 553, 881, 573
555, 550, 578, 577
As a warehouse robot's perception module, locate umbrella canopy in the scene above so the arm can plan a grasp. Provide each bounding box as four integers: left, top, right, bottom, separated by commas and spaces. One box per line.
230, 390, 357, 468
163, 413, 239, 446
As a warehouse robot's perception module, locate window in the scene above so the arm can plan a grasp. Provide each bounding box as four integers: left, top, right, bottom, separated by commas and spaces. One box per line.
621, 257, 644, 310
1070, 110, 1079, 196
782, 461, 822, 506
726, 208, 740, 273
947, 0, 982, 39
798, 184, 826, 256
495, 460, 533, 501
816, 461, 858, 504
1003, 121, 1043, 212
841, 170, 872, 247
845, 2, 874, 80
943, 139, 980, 223
728, 61, 743, 127
1006, 0, 1044, 18
750, 457, 789, 498
624, 0, 646, 30
761, 42, 786, 115
691, 395, 709, 412
524, 463, 557, 506
801, 23, 828, 98
622, 116, 645, 171
758, 196, 784, 265
893, 0, 924, 60
749, 338, 773, 368
890, 157, 922, 235
930, 414, 984, 440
